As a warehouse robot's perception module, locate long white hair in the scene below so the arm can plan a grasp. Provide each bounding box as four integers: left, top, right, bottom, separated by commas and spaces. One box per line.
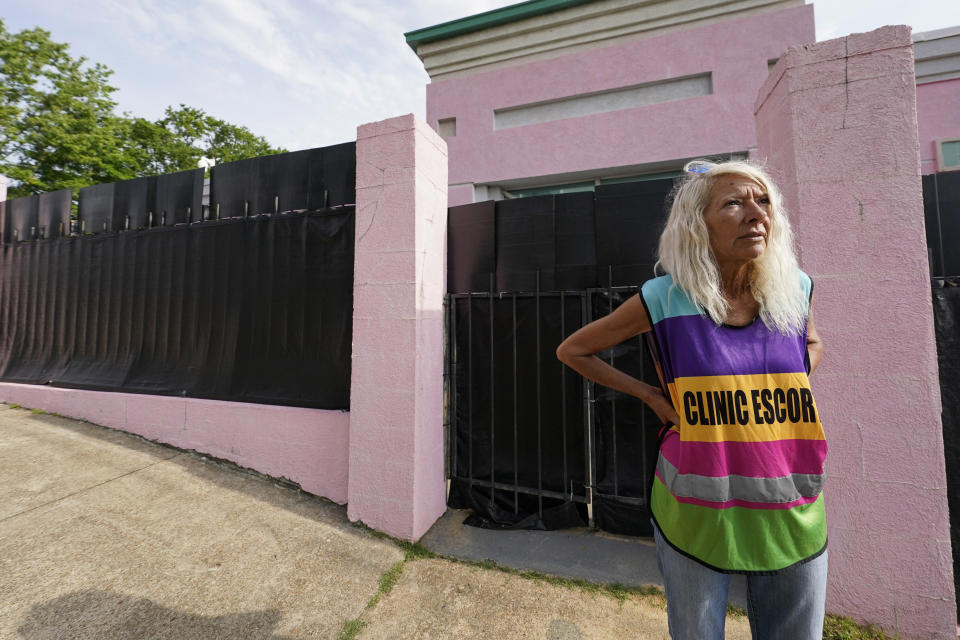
655, 159, 807, 335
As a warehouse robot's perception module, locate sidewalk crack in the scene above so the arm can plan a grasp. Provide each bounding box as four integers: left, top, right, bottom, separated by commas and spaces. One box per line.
0, 452, 183, 524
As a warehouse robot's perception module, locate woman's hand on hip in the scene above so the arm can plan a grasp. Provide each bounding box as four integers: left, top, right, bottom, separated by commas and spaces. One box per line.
643, 386, 682, 427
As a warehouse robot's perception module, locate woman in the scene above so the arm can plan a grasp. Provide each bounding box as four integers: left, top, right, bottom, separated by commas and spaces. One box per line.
557, 160, 827, 640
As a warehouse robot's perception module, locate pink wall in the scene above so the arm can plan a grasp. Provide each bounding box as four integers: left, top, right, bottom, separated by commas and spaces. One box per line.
755, 26, 955, 638
916, 78, 960, 174
0, 382, 350, 502
428, 5, 815, 205
347, 114, 449, 541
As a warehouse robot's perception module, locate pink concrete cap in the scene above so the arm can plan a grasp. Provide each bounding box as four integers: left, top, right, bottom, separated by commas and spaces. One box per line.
755, 25, 913, 113
357, 114, 417, 140
356, 113, 451, 149
846, 25, 912, 57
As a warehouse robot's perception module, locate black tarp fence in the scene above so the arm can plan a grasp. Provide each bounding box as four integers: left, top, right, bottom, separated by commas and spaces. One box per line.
68, 142, 357, 234
78, 169, 205, 233
446, 179, 675, 535
0, 190, 72, 243
0, 210, 355, 408
0, 141, 358, 409
210, 142, 356, 218
934, 280, 960, 613
925, 170, 960, 612
923, 171, 960, 278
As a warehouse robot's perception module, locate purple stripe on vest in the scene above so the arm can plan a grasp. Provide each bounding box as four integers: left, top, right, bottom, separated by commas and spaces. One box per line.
660, 435, 827, 478
653, 314, 806, 383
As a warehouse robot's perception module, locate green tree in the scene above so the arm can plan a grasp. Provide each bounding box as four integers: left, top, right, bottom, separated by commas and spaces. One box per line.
0, 20, 284, 199
128, 105, 282, 176
0, 20, 138, 197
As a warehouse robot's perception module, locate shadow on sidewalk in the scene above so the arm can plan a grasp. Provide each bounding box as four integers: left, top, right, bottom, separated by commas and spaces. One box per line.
17, 590, 295, 640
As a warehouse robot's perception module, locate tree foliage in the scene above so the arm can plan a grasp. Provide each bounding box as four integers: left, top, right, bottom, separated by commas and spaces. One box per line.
127, 105, 281, 177
0, 20, 284, 199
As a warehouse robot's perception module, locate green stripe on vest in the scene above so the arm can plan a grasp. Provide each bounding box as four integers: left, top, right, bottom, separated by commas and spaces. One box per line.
651, 477, 827, 572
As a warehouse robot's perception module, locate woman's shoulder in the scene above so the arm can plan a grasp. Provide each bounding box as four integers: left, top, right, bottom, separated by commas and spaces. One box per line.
640, 274, 699, 324
641, 274, 674, 297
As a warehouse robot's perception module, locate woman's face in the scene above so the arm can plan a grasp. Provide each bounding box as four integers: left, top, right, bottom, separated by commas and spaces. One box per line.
702, 175, 772, 268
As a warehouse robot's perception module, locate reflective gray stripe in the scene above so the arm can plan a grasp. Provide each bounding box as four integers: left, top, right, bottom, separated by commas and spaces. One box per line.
656, 455, 824, 505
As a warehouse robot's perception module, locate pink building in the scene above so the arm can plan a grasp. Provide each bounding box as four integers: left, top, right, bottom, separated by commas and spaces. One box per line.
407, 0, 815, 206
406, 0, 959, 205
914, 26, 960, 174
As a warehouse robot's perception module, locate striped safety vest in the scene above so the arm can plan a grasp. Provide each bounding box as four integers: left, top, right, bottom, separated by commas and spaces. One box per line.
640, 273, 827, 574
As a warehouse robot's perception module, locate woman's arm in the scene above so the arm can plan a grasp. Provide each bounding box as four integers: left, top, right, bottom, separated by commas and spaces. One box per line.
806, 297, 823, 375
556, 294, 681, 425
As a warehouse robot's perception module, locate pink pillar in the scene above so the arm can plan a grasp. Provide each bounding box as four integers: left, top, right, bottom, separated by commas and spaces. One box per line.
348, 114, 449, 541
755, 26, 956, 637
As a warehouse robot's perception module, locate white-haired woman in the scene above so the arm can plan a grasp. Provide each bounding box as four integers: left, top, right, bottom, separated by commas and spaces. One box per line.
557, 160, 827, 640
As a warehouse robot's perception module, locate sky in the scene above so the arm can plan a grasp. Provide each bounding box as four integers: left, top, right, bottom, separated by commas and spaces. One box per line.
3, 0, 959, 154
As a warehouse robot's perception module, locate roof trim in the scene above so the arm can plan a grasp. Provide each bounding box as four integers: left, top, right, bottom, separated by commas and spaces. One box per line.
404, 0, 599, 51
913, 25, 960, 42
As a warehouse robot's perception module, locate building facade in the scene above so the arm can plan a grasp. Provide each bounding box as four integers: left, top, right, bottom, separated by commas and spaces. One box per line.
407, 0, 959, 205
914, 26, 960, 174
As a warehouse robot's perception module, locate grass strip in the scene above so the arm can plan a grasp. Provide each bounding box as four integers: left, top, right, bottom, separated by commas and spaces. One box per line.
823, 614, 892, 639
336, 618, 367, 640
365, 560, 406, 610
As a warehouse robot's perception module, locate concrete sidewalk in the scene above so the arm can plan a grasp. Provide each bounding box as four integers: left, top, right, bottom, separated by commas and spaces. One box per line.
0, 404, 752, 639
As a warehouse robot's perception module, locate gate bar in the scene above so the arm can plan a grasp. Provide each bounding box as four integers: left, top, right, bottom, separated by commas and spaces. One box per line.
467, 291, 473, 490
560, 291, 568, 498
536, 269, 543, 520
608, 266, 619, 496
449, 294, 458, 480
489, 273, 495, 503
512, 292, 519, 514
638, 331, 649, 499
584, 289, 595, 526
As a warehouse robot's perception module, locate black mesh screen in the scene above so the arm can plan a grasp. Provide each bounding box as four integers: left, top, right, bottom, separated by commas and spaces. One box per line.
933, 281, 960, 614
210, 142, 356, 219
8, 195, 39, 241
78, 183, 115, 233
0, 210, 355, 409
925, 172, 960, 278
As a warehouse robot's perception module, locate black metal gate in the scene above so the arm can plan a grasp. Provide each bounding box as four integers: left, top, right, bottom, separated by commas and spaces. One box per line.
446, 277, 664, 535
443, 179, 676, 534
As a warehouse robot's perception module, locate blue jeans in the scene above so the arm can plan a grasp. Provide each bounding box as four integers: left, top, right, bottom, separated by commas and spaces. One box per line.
652, 522, 827, 640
